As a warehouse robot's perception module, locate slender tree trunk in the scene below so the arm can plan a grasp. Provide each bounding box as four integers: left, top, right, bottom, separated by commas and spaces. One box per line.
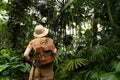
92, 8, 98, 45
106, 0, 116, 34
61, 12, 67, 48
106, 0, 114, 24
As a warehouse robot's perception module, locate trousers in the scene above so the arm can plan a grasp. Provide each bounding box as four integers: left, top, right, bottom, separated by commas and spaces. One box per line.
29, 63, 53, 80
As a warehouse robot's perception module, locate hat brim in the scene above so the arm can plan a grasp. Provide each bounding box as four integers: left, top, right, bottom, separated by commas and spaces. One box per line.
33, 28, 49, 37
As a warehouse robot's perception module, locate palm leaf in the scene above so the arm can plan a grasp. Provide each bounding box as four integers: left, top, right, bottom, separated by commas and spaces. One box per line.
61, 0, 74, 12
115, 62, 120, 71
101, 72, 120, 80
64, 58, 88, 71
89, 45, 116, 63
83, 69, 106, 80
76, 50, 87, 57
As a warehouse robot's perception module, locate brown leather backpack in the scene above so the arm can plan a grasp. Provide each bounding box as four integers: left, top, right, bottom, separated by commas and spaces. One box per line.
33, 38, 55, 67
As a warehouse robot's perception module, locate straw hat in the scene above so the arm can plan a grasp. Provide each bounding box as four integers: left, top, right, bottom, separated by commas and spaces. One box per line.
33, 25, 49, 37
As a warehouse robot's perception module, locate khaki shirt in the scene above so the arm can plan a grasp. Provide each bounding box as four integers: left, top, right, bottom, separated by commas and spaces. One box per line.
27, 37, 56, 53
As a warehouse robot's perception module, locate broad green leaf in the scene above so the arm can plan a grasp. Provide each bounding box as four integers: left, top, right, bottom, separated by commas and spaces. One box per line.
101, 72, 120, 80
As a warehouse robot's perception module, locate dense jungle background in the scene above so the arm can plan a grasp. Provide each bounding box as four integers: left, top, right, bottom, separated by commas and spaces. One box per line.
1, 0, 120, 80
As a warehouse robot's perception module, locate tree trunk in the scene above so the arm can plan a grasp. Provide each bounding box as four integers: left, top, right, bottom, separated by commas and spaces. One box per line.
92, 8, 98, 45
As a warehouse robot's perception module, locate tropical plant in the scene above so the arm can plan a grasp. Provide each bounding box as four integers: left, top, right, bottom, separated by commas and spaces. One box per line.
0, 49, 30, 79
1, 0, 120, 79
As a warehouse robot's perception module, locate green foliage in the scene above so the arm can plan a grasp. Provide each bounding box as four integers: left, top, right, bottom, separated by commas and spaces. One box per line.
88, 45, 117, 63
115, 62, 120, 71
0, 0, 7, 10
0, 49, 30, 79
63, 58, 88, 71
1, 0, 120, 79
101, 72, 120, 80
54, 46, 88, 80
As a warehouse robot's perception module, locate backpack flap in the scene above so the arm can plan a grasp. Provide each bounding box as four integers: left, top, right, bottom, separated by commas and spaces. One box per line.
33, 39, 55, 67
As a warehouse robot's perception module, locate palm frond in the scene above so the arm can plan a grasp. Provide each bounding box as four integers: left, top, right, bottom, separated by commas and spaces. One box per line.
64, 58, 88, 71
76, 50, 87, 57
89, 45, 117, 63
115, 62, 120, 71
83, 69, 106, 80
101, 72, 120, 80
